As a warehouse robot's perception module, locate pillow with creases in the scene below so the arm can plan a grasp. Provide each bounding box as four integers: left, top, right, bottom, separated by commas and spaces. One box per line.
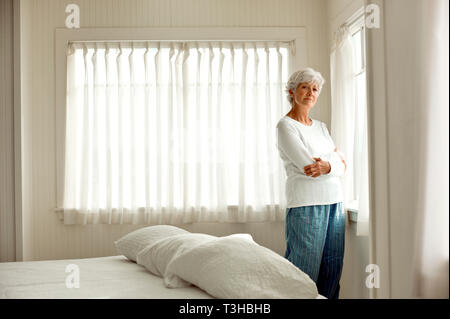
114, 225, 189, 262
162, 234, 257, 288
164, 235, 318, 299
136, 232, 218, 277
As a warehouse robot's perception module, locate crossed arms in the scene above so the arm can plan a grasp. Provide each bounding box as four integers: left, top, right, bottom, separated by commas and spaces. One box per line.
277, 123, 346, 178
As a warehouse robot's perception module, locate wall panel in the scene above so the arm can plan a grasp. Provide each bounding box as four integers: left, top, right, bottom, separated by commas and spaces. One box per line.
0, 0, 16, 262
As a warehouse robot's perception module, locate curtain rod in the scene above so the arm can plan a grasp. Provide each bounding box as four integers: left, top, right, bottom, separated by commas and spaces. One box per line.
340, 6, 365, 29
68, 40, 295, 44
67, 40, 294, 51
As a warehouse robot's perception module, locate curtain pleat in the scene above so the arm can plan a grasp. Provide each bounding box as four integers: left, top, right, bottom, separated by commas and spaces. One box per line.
330, 26, 355, 211
81, 44, 90, 224
63, 41, 292, 224
91, 44, 100, 224
104, 44, 112, 224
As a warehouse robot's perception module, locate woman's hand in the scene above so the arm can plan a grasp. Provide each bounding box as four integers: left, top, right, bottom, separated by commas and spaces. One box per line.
304, 158, 331, 178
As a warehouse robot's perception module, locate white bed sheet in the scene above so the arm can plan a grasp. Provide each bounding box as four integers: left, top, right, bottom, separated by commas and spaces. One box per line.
0, 255, 326, 299
0, 255, 213, 299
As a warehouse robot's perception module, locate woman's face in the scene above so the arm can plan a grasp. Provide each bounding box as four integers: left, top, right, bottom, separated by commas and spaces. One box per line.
290, 81, 319, 108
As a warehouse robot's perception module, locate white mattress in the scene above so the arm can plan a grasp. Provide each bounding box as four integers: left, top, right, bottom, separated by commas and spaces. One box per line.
0, 255, 326, 299
0, 255, 213, 299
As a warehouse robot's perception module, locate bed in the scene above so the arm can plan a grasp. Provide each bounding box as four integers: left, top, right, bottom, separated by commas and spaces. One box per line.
0, 226, 327, 299
0, 255, 213, 299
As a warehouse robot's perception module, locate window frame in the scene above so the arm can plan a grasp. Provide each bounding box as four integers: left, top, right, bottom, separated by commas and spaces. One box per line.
350, 17, 366, 75
54, 27, 308, 214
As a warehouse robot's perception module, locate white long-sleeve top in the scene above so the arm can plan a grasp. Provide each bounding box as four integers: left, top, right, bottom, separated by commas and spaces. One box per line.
276, 116, 345, 208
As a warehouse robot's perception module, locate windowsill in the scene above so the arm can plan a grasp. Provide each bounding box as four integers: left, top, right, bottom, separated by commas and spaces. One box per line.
54, 205, 286, 224
346, 200, 359, 223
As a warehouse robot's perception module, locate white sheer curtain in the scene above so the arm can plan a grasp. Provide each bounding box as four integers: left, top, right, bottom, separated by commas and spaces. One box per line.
331, 25, 370, 235
412, 0, 449, 298
62, 41, 291, 225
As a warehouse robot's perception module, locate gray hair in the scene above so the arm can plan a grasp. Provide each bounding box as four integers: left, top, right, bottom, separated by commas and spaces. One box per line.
285, 68, 325, 105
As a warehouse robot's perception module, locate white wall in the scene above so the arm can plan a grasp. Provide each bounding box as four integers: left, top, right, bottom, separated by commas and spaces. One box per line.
16, 0, 36, 262
0, 0, 16, 262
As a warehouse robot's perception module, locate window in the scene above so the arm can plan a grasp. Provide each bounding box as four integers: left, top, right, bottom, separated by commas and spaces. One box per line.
350, 21, 368, 203
330, 10, 370, 233
57, 33, 303, 225
346, 13, 370, 232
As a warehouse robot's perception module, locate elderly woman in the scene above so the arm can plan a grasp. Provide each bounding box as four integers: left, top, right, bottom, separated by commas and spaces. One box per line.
276, 68, 347, 299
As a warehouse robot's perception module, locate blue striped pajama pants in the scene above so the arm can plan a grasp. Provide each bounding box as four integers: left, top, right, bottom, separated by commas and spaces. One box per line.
284, 202, 345, 299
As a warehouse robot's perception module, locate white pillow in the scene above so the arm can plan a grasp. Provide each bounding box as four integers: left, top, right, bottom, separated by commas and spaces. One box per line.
114, 225, 189, 262
164, 235, 319, 299
136, 233, 217, 277
137, 233, 254, 281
